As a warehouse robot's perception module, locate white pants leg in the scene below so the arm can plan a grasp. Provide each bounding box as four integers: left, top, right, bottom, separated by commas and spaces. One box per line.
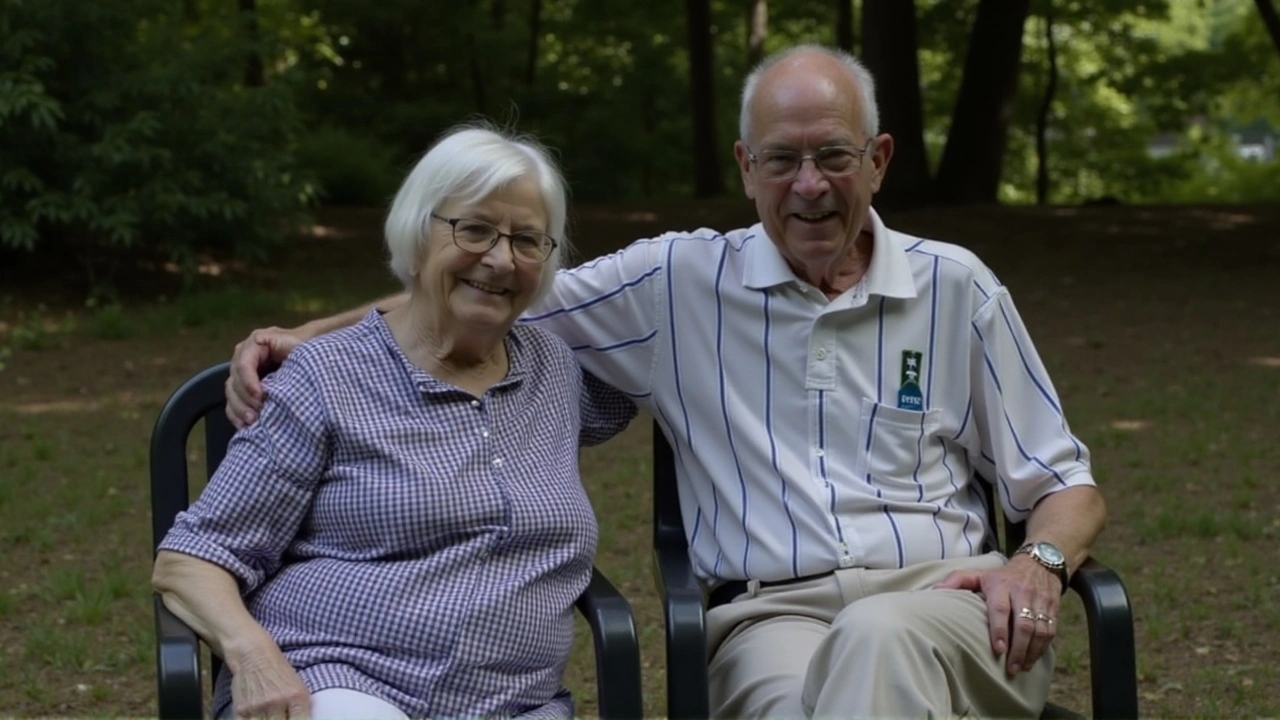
221, 688, 409, 720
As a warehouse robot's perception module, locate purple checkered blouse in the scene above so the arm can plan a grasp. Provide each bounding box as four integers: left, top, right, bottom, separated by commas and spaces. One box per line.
159, 310, 637, 719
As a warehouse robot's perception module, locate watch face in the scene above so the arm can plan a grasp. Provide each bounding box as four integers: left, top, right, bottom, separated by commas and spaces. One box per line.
1036, 542, 1065, 566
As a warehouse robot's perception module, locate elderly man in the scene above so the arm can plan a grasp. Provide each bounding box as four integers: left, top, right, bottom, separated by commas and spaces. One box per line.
226, 44, 1106, 718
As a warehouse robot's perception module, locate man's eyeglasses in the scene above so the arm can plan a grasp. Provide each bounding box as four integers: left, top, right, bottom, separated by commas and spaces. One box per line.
429, 214, 558, 264
745, 139, 876, 182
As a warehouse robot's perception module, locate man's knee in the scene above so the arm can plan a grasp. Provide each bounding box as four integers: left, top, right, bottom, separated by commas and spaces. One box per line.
831, 591, 941, 647
803, 593, 972, 716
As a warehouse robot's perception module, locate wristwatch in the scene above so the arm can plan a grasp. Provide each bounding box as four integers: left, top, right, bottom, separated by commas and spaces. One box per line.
1015, 541, 1069, 594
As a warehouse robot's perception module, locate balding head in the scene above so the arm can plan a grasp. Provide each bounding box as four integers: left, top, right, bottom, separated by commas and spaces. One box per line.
739, 45, 879, 145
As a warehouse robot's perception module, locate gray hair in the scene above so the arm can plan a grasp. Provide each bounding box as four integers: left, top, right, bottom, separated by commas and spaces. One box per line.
384, 123, 570, 302
739, 44, 880, 143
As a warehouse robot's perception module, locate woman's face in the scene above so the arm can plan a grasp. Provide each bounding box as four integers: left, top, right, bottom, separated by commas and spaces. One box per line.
417, 177, 549, 334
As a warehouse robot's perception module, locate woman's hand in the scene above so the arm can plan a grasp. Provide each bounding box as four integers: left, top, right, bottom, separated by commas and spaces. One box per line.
227, 635, 311, 719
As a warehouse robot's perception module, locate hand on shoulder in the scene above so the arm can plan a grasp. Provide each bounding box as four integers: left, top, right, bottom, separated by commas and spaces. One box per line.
226, 326, 306, 429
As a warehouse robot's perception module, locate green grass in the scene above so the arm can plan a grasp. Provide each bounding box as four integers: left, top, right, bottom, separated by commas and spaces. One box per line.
2, 204, 1280, 717
24, 621, 92, 671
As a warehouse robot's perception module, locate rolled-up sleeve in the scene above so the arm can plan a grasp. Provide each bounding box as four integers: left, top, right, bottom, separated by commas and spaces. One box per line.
158, 349, 332, 593
969, 288, 1095, 522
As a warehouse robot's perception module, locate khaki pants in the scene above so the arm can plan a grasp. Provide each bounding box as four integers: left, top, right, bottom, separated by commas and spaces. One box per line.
706, 552, 1053, 719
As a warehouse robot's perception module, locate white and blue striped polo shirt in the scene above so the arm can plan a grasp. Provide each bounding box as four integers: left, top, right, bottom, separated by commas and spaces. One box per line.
526, 209, 1096, 582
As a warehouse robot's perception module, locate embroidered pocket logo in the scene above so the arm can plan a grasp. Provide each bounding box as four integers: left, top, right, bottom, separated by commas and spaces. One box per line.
898, 350, 924, 411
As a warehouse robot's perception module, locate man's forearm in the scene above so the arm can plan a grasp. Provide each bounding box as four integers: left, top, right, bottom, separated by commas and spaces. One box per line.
296, 292, 409, 341
1022, 484, 1107, 576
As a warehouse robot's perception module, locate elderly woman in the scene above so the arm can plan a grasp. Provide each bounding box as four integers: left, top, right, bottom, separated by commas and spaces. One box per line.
152, 125, 637, 720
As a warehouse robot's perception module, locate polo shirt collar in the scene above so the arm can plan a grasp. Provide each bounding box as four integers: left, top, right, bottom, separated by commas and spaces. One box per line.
742, 207, 918, 299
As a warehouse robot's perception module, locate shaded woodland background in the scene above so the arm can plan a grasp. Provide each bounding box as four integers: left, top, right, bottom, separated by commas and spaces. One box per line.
3, 2, 1280, 716
3, 0, 1280, 303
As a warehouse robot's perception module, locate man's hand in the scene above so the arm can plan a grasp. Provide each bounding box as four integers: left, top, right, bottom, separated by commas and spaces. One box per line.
934, 555, 1061, 676
227, 327, 302, 429
228, 639, 311, 719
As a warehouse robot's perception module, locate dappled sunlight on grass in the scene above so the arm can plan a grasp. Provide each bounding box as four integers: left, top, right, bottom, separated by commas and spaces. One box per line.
286, 294, 344, 315
160, 260, 231, 278
3, 204, 1280, 717
7, 391, 167, 416
1187, 208, 1262, 229
0, 286, 362, 350
305, 222, 363, 240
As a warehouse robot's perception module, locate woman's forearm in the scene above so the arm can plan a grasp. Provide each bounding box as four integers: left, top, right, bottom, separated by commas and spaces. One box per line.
151, 551, 280, 669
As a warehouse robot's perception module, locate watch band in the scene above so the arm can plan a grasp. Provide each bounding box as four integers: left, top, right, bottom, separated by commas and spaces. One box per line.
1015, 541, 1070, 595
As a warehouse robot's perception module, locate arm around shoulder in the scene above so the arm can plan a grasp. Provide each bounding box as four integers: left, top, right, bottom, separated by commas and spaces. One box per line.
228, 292, 407, 427
294, 292, 408, 341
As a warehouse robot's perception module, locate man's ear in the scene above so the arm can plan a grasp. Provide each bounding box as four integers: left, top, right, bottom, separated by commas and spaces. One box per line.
868, 133, 895, 194
734, 140, 757, 200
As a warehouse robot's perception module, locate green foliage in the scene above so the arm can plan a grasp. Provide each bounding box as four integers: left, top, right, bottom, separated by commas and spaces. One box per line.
2, 0, 1279, 290
295, 126, 403, 205
85, 302, 132, 340
1145, 131, 1280, 203
0, 0, 315, 294
993, 0, 1280, 204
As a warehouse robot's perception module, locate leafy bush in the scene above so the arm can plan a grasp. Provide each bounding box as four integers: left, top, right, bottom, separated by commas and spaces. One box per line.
295, 126, 403, 206
0, 0, 315, 295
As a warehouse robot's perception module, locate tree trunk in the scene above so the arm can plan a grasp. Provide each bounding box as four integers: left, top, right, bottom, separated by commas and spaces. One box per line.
686, 0, 725, 197
1256, 0, 1280, 58
747, 0, 768, 68
836, 0, 855, 53
934, 0, 1031, 204
861, 0, 932, 208
238, 0, 265, 87
492, 0, 506, 29
525, 0, 543, 86
1035, 3, 1058, 205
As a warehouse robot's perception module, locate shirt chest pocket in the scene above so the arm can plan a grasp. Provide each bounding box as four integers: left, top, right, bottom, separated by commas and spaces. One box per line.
853, 401, 951, 504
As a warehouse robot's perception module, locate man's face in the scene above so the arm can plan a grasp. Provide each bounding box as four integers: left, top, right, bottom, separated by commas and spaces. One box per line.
734, 56, 892, 277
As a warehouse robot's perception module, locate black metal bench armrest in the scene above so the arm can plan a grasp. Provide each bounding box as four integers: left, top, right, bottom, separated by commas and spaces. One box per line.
1069, 557, 1139, 719
575, 568, 643, 720
154, 594, 203, 720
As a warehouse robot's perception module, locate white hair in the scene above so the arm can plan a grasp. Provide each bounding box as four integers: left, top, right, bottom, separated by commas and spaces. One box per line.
384, 123, 570, 302
739, 44, 880, 144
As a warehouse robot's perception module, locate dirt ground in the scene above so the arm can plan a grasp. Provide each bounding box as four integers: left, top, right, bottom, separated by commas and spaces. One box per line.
2, 200, 1279, 717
